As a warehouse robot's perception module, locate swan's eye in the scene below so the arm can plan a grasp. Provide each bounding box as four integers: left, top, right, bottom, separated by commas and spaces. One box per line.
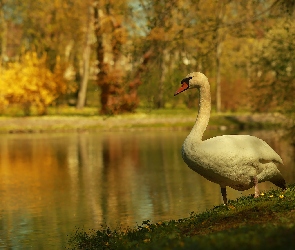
181, 76, 192, 84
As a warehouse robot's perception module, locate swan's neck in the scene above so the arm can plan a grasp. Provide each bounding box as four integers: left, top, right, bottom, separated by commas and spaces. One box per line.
187, 82, 211, 142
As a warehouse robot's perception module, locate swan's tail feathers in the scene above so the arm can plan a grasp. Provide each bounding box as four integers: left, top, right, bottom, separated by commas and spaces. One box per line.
271, 176, 287, 190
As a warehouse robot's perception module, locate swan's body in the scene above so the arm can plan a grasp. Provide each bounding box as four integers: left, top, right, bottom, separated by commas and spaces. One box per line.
174, 72, 286, 204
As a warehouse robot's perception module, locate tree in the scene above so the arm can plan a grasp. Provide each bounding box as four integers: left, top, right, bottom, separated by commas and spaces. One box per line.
0, 52, 69, 115
250, 19, 295, 113
1, 0, 293, 116
0, 0, 7, 67
93, 0, 144, 115
76, 3, 93, 109
0, 0, 90, 106
134, 0, 201, 109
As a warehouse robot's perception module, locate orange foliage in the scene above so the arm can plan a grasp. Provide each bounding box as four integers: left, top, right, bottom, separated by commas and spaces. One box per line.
221, 78, 249, 112
98, 65, 141, 115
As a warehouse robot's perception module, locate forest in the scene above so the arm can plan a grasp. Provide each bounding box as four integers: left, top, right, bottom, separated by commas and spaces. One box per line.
0, 0, 294, 116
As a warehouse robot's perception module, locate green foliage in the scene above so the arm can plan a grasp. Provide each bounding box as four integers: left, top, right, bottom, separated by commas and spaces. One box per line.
251, 20, 295, 113
68, 184, 295, 249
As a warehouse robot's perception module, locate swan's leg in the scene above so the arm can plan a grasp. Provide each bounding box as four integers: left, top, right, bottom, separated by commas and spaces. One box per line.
253, 176, 260, 198
220, 186, 227, 204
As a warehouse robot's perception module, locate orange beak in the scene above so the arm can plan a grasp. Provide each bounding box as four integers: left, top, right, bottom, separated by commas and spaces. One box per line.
174, 82, 189, 96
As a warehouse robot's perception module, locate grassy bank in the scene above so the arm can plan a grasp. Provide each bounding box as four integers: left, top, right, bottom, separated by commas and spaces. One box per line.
68, 184, 295, 250
0, 107, 286, 133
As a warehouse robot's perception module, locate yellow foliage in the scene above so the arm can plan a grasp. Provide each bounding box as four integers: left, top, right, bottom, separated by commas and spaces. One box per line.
0, 52, 68, 115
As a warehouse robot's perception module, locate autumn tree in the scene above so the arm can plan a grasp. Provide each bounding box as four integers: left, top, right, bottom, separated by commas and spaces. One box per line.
134, 0, 254, 110
134, 0, 201, 109
93, 0, 146, 115
0, 52, 69, 115
20, 0, 89, 67
76, 1, 93, 109
250, 19, 295, 111
0, 0, 294, 116
0, 0, 90, 103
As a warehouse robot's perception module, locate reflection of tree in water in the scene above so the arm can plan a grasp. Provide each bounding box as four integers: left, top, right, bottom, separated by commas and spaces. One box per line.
1, 130, 294, 247
2, 135, 69, 181
90, 130, 295, 228
0, 135, 71, 247
100, 132, 223, 225
101, 133, 141, 226
102, 135, 139, 170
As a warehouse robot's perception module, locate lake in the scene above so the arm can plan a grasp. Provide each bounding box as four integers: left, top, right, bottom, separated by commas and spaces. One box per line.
0, 129, 294, 249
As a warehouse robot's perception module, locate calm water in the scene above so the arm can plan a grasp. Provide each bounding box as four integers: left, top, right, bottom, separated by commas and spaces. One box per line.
0, 129, 294, 249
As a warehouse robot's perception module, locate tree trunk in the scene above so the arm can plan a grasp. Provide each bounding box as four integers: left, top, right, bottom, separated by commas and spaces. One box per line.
156, 53, 166, 109
216, 36, 222, 113
93, 1, 110, 114
215, 2, 225, 113
0, 0, 7, 68
76, 6, 92, 109
93, 1, 150, 114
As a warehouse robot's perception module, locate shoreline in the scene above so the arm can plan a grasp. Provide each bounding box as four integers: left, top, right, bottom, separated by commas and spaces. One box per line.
0, 112, 287, 134
69, 185, 295, 249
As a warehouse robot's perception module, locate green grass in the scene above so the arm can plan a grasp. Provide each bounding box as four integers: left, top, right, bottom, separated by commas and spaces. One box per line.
0, 106, 286, 133
68, 184, 295, 250
0, 105, 100, 117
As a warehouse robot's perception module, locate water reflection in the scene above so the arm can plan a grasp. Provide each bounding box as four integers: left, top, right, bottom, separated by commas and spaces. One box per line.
0, 130, 294, 248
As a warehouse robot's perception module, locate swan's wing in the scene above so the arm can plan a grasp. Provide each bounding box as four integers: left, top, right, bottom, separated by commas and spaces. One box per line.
198, 135, 283, 165
182, 134, 284, 189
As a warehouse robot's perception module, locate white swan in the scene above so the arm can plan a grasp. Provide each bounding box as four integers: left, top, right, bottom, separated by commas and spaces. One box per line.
174, 72, 286, 204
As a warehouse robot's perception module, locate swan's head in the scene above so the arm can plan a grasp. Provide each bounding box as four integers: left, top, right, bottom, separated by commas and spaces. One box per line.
174, 72, 208, 96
